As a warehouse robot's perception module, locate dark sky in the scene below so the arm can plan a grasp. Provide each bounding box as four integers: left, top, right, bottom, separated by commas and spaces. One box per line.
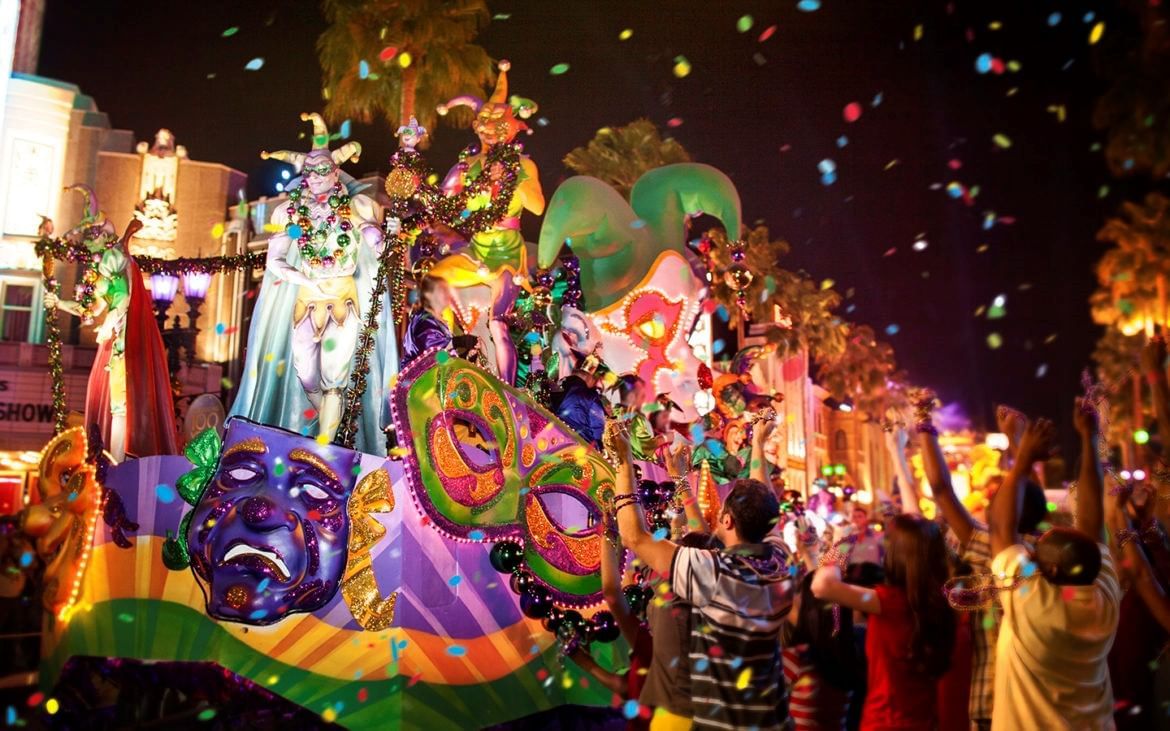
39, 0, 1135, 438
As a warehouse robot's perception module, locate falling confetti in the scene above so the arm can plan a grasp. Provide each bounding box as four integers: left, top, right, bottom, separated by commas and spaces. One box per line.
619, 28, 633, 40
197, 708, 217, 721
987, 333, 1003, 349
379, 46, 398, 62
759, 25, 777, 42
736, 667, 753, 689
1047, 12, 1061, 27
843, 102, 862, 123
244, 57, 265, 71
737, 15, 754, 33
992, 133, 1012, 149
797, 0, 821, 11
666, 117, 684, 128
1036, 364, 1048, 378
155, 483, 176, 504
447, 644, 467, 657
885, 324, 900, 335
1089, 21, 1105, 45
673, 55, 692, 78
549, 62, 570, 76
975, 53, 993, 74
912, 238, 928, 251
222, 27, 239, 38
359, 60, 370, 79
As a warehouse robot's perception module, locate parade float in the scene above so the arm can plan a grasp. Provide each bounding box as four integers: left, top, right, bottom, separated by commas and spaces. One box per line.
18, 61, 755, 729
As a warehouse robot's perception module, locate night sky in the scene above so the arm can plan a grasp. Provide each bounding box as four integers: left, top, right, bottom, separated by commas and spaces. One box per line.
38, 0, 1136, 440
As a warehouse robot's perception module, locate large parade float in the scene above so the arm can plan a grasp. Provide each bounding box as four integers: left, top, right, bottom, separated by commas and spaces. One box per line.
17, 62, 756, 728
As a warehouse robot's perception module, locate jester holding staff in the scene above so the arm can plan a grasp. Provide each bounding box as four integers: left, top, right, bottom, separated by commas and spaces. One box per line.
230, 114, 398, 452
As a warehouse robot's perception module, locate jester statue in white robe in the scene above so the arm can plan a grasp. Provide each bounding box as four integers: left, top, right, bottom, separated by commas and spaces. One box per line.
229, 114, 398, 454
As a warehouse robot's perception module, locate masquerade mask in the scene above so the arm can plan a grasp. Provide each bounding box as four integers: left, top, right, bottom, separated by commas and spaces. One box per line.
176, 418, 360, 625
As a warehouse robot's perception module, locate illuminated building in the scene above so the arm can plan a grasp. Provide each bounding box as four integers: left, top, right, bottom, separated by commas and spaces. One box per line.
0, 0, 243, 500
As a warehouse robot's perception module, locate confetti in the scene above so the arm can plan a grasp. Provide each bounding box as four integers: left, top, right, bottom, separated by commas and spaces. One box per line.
987, 333, 1003, 349
359, 60, 370, 79
988, 294, 1006, 319
222, 27, 239, 38
666, 117, 684, 128
155, 483, 176, 504
379, 46, 398, 62
843, 102, 862, 123
44, 699, 58, 715
759, 25, 777, 42
672, 55, 692, 78
447, 644, 467, 657
885, 324, 900, 335
992, 133, 1012, 149
244, 57, 265, 71
550, 62, 570, 76
912, 238, 928, 252
1047, 12, 1061, 27
797, 0, 821, 12
449, 575, 462, 587
1089, 21, 1105, 45
914, 24, 923, 41
25, 693, 42, 708
197, 708, 217, 721
398, 52, 412, 68
1036, 364, 1048, 378
322, 707, 338, 723
619, 28, 633, 41
735, 667, 753, 689
737, 15, 754, 33
622, 700, 641, 719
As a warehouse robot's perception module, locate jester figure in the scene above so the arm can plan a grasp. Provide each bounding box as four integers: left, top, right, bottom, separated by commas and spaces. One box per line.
230, 114, 398, 452
428, 60, 544, 386
44, 186, 177, 461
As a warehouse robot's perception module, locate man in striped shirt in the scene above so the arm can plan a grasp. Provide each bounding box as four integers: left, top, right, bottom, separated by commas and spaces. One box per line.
612, 427, 794, 730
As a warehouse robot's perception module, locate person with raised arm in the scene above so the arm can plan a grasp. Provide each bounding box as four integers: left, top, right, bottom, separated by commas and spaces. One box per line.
912, 396, 1047, 731
608, 421, 793, 731
988, 405, 1120, 730
811, 507, 955, 729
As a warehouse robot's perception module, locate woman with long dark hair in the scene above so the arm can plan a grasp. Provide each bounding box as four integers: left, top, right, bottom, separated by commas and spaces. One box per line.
812, 513, 956, 730
783, 572, 859, 729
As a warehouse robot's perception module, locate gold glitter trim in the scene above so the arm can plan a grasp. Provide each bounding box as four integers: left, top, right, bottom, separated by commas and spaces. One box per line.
224, 437, 267, 457
341, 468, 397, 630
289, 448, 339, 482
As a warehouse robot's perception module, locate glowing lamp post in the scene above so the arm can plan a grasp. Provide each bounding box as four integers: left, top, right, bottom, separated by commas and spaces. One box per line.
149, 272, 179, 328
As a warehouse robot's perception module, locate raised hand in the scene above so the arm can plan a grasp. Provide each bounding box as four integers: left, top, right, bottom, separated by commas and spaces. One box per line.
1072, 397, 1099, 439
996, 404, 1027, 452
1016, 417, 1056, 466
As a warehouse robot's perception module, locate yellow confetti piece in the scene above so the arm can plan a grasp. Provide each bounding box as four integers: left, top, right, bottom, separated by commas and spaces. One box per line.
619, 28, 633, 41
322, 707, 338, 723
992, 133, 1012, 149
211, 222, 225, 240
389, 446, 410, 458
736, 667, 753, 690
1089, 21, 1105, 45
316, 433, 331, 446
398, 52, 412, 68
884, 159, 900, 171
673, 56, 692, 78
987, 332, 1003, 349
913, 24, 923, 41
988, 21, 1002, 31
45, 699, 59, 715
266, 674, 280, 685
820, 278, 835, 290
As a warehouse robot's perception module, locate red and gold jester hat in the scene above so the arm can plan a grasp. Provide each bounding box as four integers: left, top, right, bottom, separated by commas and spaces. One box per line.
437, 60, 538, 146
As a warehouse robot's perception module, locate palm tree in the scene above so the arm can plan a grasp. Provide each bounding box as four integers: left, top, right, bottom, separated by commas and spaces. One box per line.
1091, 192, 1170, 336
1092, 327, 1145, 447
317, 0, 494, 138
706, 226, 847, 363
1092, 2, 1170, 179
563, 119, 692, 199
815, 324, 905, 417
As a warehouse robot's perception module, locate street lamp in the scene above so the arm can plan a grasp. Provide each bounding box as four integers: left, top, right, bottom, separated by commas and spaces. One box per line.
181, 271, 212, 327
149, 272, 179, 328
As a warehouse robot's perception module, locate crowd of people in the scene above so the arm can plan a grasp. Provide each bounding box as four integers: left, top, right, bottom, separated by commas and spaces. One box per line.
473, 312, 1170, 730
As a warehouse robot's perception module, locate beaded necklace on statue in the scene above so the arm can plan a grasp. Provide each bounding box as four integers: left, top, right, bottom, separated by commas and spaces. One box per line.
284, 180, 354, 269
436, 141, 523, 238
73, 229, 120, 326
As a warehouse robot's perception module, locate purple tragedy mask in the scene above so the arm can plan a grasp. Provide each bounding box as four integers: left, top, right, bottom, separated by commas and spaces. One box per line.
187, 418, 359, 624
